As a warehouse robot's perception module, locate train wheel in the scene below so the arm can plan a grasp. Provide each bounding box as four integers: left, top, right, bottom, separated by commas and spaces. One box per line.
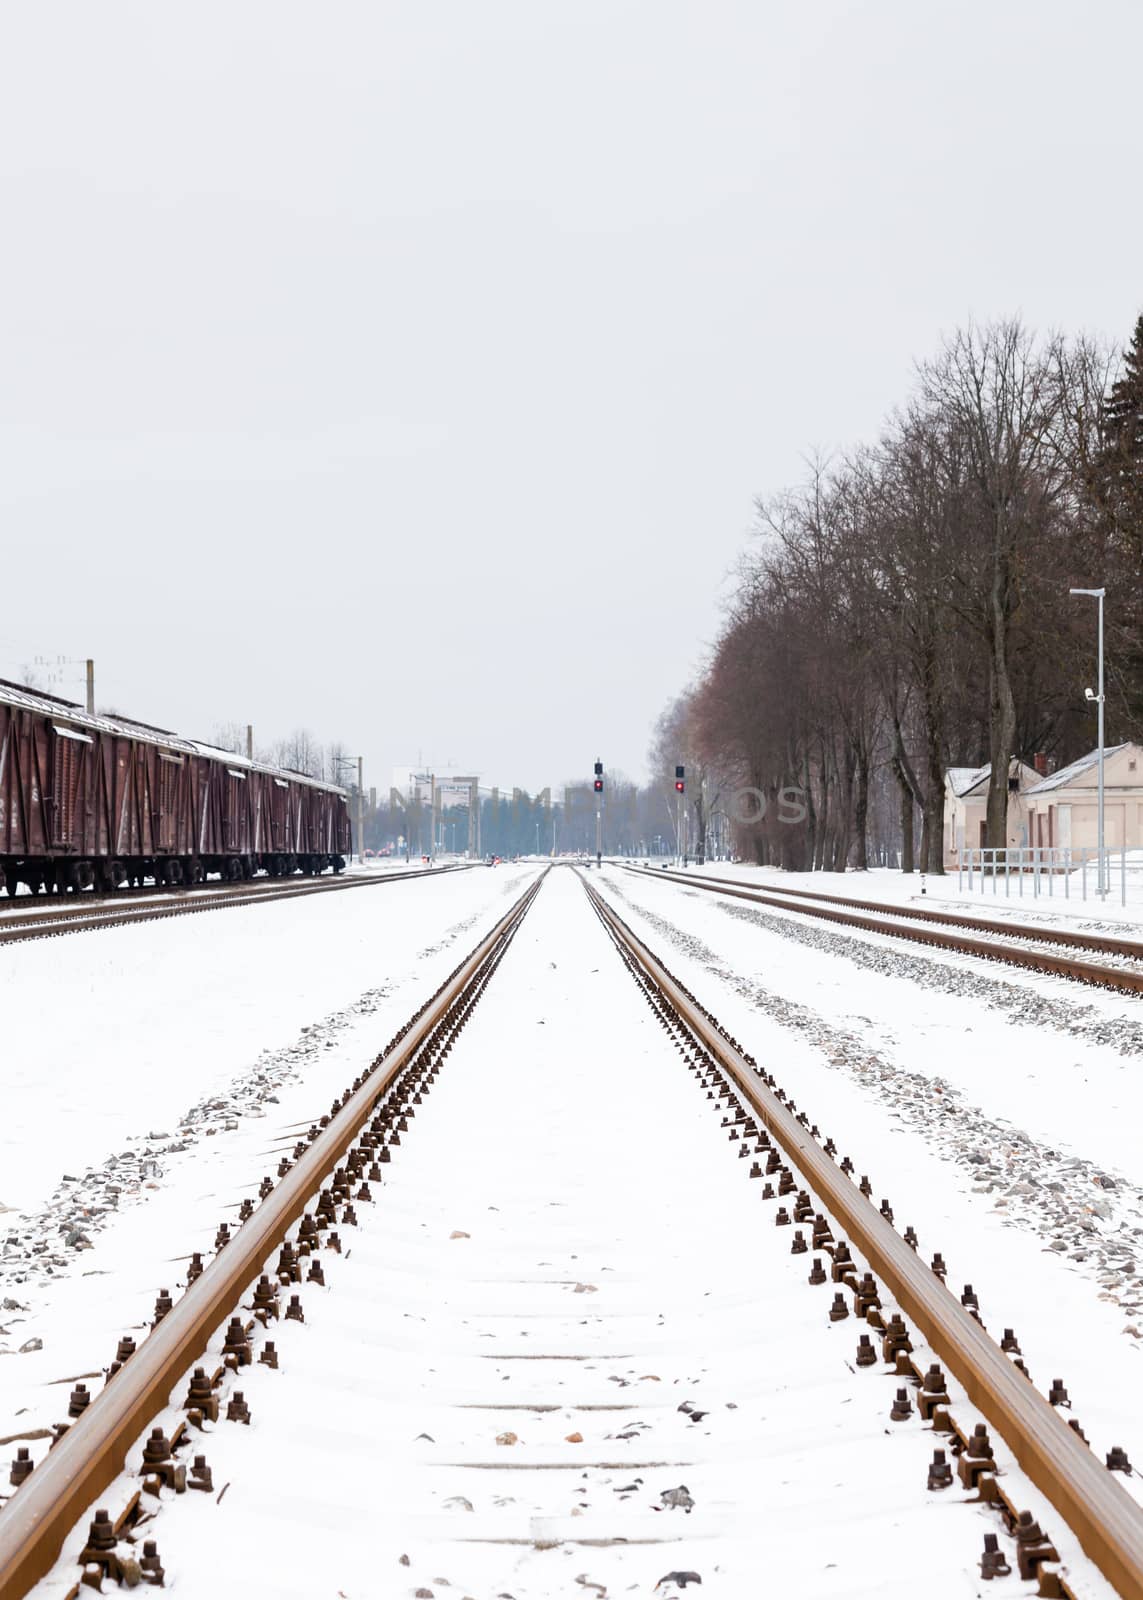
187, 859, 204, 884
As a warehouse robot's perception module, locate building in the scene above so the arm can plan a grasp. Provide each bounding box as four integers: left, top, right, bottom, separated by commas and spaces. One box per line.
1024, 742, 1143, 851
944, 759, 1041, 866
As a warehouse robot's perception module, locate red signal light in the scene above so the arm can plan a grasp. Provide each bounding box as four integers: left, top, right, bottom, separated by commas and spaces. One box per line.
593, 778, 603, 793
675, 780, 685, 793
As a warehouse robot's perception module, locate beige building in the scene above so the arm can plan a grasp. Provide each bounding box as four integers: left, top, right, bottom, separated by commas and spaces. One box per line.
944, 759, 1041, 866
1024, 742, 1143, 852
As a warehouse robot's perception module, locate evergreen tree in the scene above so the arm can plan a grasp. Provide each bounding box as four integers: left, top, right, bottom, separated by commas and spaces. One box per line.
1090, 314, 1143, 727
1095, 313, 1143, 556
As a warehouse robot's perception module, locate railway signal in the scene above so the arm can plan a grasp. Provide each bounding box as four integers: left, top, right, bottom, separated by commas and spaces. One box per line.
675, 764, 686, 868
593, 759, 603, 865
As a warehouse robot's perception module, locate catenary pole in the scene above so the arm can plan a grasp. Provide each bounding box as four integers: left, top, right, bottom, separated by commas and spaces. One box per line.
357, 755, 365, 866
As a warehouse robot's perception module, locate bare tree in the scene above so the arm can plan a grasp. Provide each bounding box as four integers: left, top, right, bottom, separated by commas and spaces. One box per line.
919, 321, 1070, 850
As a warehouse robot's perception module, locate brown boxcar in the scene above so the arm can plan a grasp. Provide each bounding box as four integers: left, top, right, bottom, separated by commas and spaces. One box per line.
0, 680, 350, 894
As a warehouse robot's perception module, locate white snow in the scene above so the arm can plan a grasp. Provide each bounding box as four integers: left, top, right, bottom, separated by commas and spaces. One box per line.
595, 866, 1143, 1504
19, 868, 1118, 1600
0, 864, 536, 1436
679, 858, 1143, 927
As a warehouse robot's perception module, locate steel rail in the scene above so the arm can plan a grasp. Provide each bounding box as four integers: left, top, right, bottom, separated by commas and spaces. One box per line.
0, 870, 545, 1599
0, 863, 481, 947
646, 864, 1143, 960
623, 865, 1143, 994
583, 873, 1143, 1600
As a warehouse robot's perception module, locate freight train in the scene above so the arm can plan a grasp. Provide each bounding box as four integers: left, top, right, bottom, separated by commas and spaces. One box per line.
0, 680, 350, 895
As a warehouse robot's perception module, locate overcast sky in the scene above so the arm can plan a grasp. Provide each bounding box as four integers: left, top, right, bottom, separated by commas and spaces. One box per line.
1, 3, 1139, 792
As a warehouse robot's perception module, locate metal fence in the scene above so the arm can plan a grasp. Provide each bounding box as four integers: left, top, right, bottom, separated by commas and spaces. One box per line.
956, 846, 1133, 907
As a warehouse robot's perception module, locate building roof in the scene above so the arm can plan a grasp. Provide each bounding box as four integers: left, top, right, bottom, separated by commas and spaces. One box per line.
947, 763, 991, 798
0, 678, 346, 795
1024, 743, 1132, 796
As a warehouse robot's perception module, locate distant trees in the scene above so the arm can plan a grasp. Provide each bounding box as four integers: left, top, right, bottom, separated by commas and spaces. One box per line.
665, 314, 1142, 873
209, 722, 349, 785
648, 692, 728, 861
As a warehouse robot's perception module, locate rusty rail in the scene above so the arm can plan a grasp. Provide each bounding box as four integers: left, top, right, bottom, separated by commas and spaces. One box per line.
0, 862, 480, 947
660, 866, 1143, 959
0, 870, 545, 1598
625, 865, 1143, 993
583, 872, 1143, 1600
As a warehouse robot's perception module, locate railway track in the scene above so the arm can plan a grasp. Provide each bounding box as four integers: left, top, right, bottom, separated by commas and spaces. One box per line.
2, 866, 1140, 1598
626, 864, 1143, 995
0, 863, 478, 947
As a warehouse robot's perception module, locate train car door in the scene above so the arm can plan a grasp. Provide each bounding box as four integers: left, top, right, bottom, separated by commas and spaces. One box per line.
158, 753, 183, 853
50, 725, 91, 848
224, 768, 247, 852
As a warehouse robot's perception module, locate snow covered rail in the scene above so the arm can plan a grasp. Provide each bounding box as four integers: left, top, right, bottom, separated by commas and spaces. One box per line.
0, 870, 545, 1597
584, 872, 1143, 1600
673, 868, 1143, 959
628, 865, 1143, 995
0, 862, 479, 947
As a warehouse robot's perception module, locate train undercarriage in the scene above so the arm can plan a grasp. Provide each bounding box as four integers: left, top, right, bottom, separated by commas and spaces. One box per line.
0, 853, 347, 896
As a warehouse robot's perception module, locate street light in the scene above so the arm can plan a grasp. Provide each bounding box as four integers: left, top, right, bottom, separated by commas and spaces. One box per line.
1069, 587, 1107, 896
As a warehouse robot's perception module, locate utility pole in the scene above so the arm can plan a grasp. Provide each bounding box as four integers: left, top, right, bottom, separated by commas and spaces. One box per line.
85, 659, 95, 715
1070, 587, 1107, 895
246, 724, 254, 761
357, 755, 365, 866
334, 755, 366, 866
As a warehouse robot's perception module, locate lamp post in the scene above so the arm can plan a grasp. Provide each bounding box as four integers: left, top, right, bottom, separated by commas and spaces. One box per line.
1069, 587, 1107, 896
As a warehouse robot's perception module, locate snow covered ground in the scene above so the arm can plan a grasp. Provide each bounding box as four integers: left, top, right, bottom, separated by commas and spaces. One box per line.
595, 866, 1143, 1499
21, 867, 1117, 1600
0, 864, 536, 1438
661, 858, 1143, 931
